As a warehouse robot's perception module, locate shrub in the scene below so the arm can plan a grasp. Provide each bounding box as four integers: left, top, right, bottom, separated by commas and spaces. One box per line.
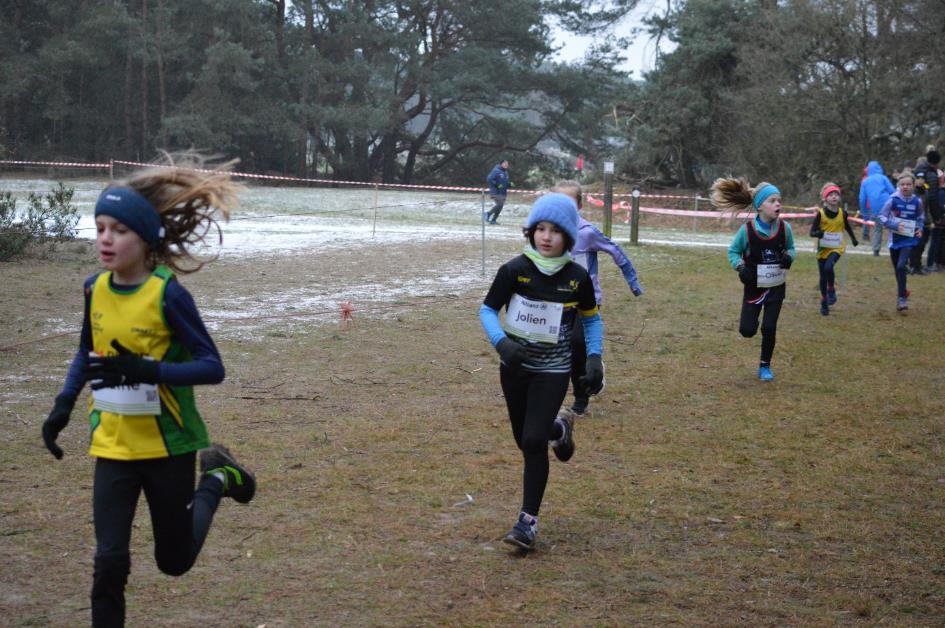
0, 182, 79, 261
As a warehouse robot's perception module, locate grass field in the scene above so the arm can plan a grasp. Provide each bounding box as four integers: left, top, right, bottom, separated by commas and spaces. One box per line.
2, 233, 944, 626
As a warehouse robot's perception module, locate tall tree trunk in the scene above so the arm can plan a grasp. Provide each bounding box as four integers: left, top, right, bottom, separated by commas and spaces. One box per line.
299, 1, 315, 175
155, 0, 167, 142
124, 44, 134, 158
139, 0, 150, 157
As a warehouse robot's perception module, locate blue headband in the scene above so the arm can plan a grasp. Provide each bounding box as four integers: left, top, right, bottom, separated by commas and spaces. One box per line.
94, 187, 164, 247
752, 184, 780, 210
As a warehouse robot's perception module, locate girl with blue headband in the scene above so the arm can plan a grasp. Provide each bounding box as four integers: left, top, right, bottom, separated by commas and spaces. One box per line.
713, 177, 796, 382
479, 192, 604, 551
40, 155, 254, 626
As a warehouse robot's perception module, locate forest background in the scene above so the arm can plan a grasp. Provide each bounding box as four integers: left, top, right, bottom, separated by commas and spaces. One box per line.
2, 0, 943, 200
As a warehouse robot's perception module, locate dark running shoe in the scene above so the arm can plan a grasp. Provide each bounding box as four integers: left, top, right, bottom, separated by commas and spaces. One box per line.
570, 397, 589, 416
827, 289, 837, 305
820, 301, 829, 316
200, 444, 256, 504
503, 512, 538, 551
551, 412, 575, 462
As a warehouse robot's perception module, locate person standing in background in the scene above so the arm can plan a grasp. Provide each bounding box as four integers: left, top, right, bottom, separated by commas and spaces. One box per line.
485, 159, 511, 224
859, 161, 895, 256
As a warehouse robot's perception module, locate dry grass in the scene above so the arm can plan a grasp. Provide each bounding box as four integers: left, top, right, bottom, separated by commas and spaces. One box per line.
2, 236, 944, 626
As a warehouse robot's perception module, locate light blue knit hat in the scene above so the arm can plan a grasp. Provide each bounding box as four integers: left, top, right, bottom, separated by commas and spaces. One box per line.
526, 193, 579, 248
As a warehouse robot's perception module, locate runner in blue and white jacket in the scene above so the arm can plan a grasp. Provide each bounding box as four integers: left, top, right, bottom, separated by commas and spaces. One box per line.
876, 172, 924, 312
553, 181, 643, 416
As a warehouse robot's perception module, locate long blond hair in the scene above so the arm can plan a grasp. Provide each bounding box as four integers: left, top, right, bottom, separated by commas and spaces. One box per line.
120, 152, 244, 274
710, 177, 775, 220
551, 180, 583, 208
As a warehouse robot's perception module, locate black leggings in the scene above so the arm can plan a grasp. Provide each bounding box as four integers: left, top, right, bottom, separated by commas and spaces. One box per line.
569, 314, 589, 401
817, 252, 840, 299
739, 299, 783, 364
499, 366, 570, 516
92, 453, 222, 627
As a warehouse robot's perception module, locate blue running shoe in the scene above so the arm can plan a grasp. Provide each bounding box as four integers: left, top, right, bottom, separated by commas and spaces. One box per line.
820, 301, 829, 316
827, 289, 837, 305
503, 512, 538, 551
758, 366, 774, 381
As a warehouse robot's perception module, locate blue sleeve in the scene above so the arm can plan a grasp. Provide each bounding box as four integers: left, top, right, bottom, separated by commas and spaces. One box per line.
727, 225, 748, 269
59, 276, 96, 401
877, 198, 895, 228
160, 281, 225, 386
859, 184, 867, 214
590, 229, 643, 295
479, 304, 506, 347
581, 312, 603, 357
784, 222, 796, 259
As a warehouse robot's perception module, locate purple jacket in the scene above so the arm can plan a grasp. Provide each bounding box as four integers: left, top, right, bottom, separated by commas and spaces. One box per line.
571, 217, 643, 304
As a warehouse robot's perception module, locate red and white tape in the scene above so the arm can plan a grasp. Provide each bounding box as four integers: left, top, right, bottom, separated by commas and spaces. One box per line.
0, 159, 109, 169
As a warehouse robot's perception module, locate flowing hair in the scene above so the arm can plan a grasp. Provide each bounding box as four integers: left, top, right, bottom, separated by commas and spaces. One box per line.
551, 180, 583, 208
710, 177, 774, 221
119, 152, 244, 274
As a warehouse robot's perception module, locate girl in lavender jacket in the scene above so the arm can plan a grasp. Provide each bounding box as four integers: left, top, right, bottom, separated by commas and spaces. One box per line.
552, 181, 643, 416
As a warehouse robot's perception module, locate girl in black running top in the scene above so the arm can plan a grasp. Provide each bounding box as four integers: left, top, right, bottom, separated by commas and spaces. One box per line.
479, 192, 604, 551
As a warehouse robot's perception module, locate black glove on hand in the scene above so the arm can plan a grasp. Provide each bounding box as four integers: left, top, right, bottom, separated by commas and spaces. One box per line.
42, 394, 75, 459
580, 355, 605, 395
737, 263, 755, 286
496, 337, 527, 369
87, 339, 160, 390
811, 229, 824, 238
780, 255, 793, 269
852, 237, 859, 247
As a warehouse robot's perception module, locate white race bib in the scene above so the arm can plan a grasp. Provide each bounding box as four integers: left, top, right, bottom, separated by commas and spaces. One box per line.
572, 253, 589, 270
896, 219, 916, 236
92, 383, 161, 416
504, 294, 564, 344
819, 231, 842, 248
757, 263, 786, 288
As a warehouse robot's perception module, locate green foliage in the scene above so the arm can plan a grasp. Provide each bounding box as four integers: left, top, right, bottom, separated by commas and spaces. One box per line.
0, 183, 79, 261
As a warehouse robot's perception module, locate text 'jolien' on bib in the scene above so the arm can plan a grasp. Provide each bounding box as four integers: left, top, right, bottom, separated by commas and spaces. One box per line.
504, 294, 564, 344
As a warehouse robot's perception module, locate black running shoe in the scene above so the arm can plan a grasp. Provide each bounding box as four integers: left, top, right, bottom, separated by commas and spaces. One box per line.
200, 444, 256, 504
570, 397, 589, 416
551, 412, 575, 462
503, 512, 538, 550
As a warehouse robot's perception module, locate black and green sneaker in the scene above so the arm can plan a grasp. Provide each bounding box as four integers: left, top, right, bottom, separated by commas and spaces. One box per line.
200, 444, 256, 504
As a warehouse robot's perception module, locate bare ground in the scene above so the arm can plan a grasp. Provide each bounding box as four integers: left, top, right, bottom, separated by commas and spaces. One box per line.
2, 236, 945, 626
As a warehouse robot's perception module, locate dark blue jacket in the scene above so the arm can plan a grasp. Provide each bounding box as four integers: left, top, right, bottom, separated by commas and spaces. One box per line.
487, 164, 510, 196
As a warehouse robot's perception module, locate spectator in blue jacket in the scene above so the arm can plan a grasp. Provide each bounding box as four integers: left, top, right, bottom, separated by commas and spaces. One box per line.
859, 161, 895, 256
485, 160, 511, 224
553, 180, 643, 416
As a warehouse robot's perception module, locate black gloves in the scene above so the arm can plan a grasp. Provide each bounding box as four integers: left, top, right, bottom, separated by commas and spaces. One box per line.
737, 263, 755, 286
780, 255, 793, 269
580, 355, 605, 395
852, 237, 859, 247
495, 337, 527, 369
42, 394, 75, 459
811, 229, 824, 238
87, 339, 160, 390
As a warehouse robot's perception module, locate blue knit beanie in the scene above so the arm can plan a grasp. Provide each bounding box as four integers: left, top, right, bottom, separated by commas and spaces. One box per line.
94, 187, 164, 248
526, 193, 579, 248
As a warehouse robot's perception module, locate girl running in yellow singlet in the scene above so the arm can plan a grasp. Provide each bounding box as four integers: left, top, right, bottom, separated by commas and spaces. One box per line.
809, 182, 858, 315
41, 155, 254, 627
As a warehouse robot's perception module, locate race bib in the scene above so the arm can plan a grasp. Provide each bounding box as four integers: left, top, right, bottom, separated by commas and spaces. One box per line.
504, 294, 564, 344
92, 383, 161, 416
819, 231, 842, 248
572, 253, 589, 270
896, 219, 916, 236
757, 263, 786, 288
